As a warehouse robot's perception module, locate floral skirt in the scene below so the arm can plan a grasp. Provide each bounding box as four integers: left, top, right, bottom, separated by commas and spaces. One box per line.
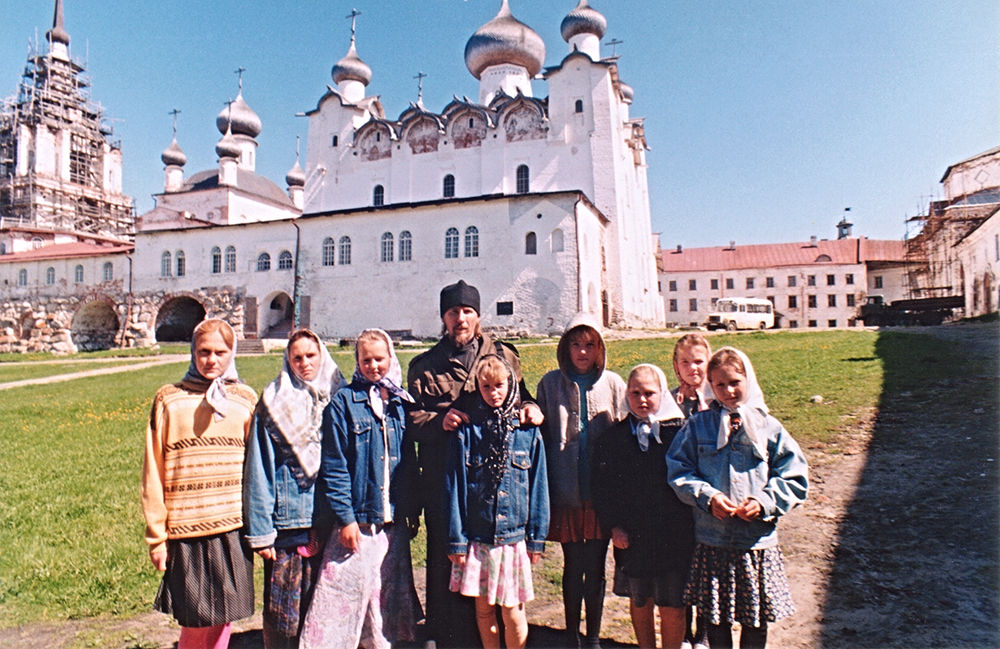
263, 540, 323, 640
684, 543, 795, 627
449, 540, 534, 607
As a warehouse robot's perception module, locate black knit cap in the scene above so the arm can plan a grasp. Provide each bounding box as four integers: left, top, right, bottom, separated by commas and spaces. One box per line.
440, 279, 480, 317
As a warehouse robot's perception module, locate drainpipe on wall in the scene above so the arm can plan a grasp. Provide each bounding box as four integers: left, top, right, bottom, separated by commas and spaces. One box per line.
291, 218, 302, 330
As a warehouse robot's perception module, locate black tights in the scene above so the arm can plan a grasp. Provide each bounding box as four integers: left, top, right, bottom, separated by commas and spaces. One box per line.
561, 539, 609, 646
707, 621, 768, 649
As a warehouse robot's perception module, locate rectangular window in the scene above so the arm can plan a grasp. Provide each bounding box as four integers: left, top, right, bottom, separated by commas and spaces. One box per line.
689, 279, 697, 291
711, 297, 719, 307
845, 273, 854, 285
496, 301, 514, 316
808, 320, 818, 328
789, 320, 798, 329
711, 278, 719, 290
669, 280, 677, 292
669, 299, 678, 312
746, 277, 755, 290
788, 275, 797, 288
828, 294, 837, 307
807, 275, 816, 286
658, 281, 662, 292
726, 278, 735, 290
766, 277, 774, 288
808, 295, 817, 308
689, 298, 698, 312
846, 293, 856, 307
828, 319, 838, 328
874, 276, 883, 289
827, 274, 836, 286
788, 295, 797, 309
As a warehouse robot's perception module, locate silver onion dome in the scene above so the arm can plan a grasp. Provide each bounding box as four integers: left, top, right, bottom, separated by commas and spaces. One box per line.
216, 92, 262, 138
161, 138, 187, 167
215, 129, 241, 160
332, 40, 373, 86
464, 0, 546, 80
285, 161, 305, 187
620, 82, 634, 104
560, 0, 606, 42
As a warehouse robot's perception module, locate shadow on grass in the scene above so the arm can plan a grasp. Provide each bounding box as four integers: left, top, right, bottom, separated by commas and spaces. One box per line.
819, 327, 1000, 648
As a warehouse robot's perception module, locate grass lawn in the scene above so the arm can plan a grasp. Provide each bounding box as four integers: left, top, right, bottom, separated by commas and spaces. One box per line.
0, 329, 965, 627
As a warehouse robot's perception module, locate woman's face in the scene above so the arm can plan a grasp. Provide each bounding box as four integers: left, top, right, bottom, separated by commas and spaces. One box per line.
194, 331, 233, 380
288, 336, 322, 382
710, 364, 747, 410
674, 345, 709, 388
627, 372, 661, 419
357, 338, 391, 383
568, 331, 600, 374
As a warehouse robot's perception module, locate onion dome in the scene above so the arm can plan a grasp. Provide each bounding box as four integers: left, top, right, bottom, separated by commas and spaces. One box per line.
47, 0, 70, 46
619, 82, 634, 104
560, 0, 606, 42
464, 0, 546, 80
216, 91, 262, 138
285, 160, 305, 187
332, 39, 372, 86
215, 128, 241, 159
161, 138, 187, 167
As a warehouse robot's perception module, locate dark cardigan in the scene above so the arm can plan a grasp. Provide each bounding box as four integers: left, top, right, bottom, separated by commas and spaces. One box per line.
591, 416, 695, 577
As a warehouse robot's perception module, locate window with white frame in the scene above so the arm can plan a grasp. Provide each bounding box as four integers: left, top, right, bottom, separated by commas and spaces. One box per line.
257, 252, 271, 272
175, 250, 186, 277
381, 232, 394, 263
464, 226, 479, 258
445, 227, 459, 259
211, 247, 222, 274
161, 251, 171, 277
103, 262, 113, 282
74, 265, 84, 283
46, 267, 55, 285
322, 238, 336, 266
224, 246, 237, 273
338, 236, 352, 265
399, 231, 412, 261
278, 250, 293, 270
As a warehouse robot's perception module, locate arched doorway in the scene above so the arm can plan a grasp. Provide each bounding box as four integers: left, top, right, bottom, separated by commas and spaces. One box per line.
155, 296, 206, 342
71, 300, 120, 351
261, 292, 294, 339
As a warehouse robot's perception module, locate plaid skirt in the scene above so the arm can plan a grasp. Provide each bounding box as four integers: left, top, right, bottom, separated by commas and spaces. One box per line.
684, 543, 795, 628
154, 529, 255, 628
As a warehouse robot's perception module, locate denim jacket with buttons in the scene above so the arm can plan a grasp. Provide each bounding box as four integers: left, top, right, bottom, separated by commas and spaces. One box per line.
444, 417, 550, 555
666, 402, 808, 550
317, 384, 418, 529
243, 408, 319, 549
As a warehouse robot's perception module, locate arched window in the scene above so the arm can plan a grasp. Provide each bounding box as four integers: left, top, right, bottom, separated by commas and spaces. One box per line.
445, 227, 459, 259
464, 226, 479, 258
31, 236, 43, 250
211, 246, 222, 274
45, 267, 55, 285
17, 269, 27, 286
338, 236, 352, 265
256, 252, 271, 272
102, 262, 113, 282
161, 251, 172, 277
381, 232, 394, 263
74, 265, 84, 283
224, 246, 237, 273
399, 231, 412, 261
516, 164, 529, 194
278, 250, 293, 270
322, 237, 336, 266
373, 184, 384, 206
551, 228, 565, 253
525, 232, 537, 255
574, 99, 584, 113
175, 250, 186, 277
443, 174, 455, 198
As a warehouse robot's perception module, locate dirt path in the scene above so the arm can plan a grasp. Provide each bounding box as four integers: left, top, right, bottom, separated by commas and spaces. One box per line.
0, 355, 187, 391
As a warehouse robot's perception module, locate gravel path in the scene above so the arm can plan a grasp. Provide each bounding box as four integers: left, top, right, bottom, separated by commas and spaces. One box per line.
0, 355, 188, 391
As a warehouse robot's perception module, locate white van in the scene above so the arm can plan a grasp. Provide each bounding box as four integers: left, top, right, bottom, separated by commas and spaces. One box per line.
705, 298, 774, 331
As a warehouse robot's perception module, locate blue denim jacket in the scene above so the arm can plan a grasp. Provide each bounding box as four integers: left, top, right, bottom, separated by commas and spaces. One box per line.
666, 403, 808, 550
444, 418, 550, 555
318, 384, 417, 529
243, 410, 317, 549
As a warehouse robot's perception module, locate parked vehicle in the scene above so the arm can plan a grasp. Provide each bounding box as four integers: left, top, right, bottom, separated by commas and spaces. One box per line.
858, 295, 963, 326
705, 298, 774, 331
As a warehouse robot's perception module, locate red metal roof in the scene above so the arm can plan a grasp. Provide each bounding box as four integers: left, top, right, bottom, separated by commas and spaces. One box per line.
659, 238, 905, 272
0, 241, 132, 263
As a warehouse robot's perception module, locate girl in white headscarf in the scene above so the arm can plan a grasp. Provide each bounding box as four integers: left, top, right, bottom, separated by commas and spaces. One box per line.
142, 318, 257, 649
667, 348, 809, 649
591, 364, 693, 649
244, 329, 346, 648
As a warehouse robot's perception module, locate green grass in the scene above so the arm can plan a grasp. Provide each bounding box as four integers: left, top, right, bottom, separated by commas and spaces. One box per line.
0, 329, 968, 627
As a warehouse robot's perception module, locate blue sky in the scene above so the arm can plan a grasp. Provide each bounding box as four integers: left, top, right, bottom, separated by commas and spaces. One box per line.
1, 0, 996, 248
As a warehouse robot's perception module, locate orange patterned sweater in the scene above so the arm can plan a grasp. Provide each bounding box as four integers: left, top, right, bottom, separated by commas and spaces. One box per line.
142, 382, 258, 553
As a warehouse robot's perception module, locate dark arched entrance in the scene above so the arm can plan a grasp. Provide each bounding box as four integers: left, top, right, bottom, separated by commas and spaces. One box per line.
71, 300, 120, 351
262, 292, 294, 338
155, 296, 206, 342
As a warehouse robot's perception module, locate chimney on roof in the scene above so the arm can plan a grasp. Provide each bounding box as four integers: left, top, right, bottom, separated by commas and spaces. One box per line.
676, 244, 682, 253
727, 240, 735, 250
809, 235, 818, 247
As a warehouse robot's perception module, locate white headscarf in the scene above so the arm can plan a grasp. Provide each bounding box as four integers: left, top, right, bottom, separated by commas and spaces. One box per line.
261, 330, 346, 488
713, 347, 769, 459
623, 363, 685, 452
351, 329, 414, 421
181, 319, 239, 422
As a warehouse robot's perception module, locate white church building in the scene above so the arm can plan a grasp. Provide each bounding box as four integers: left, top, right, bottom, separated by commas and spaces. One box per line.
133, 0, 665, 341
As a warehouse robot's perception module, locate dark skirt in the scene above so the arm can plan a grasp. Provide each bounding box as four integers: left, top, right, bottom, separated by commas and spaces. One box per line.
547, 502, 607, 543
155, 529, 255, 628
263, 538, 323, 640
684, 543, 795, 628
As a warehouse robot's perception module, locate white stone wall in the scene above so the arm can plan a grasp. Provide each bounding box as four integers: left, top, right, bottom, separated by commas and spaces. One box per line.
956, 210, 1000, 316
0, 252, 128, 297
943, 149, 1000, 201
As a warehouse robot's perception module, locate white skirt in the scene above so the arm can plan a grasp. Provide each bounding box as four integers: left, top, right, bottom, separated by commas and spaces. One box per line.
449, 540, 534, 607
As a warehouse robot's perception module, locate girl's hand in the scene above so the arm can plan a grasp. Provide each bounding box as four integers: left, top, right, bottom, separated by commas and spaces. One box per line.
449, 553, 467, 566
257, 547, 276, 561
708, 494, 738, 519
150, 548, 169, 572
528, 551, 542, 565
735, 498, 762, 521
339, 523, 361, 551
519, 403, 544, 426
442, 408, 470, 432
611, 527, 630, 550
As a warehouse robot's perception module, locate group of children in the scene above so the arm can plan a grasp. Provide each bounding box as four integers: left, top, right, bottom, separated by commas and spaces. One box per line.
141, 316, 808, 649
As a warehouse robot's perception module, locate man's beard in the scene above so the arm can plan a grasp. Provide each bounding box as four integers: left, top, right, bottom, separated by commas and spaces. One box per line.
450, 328, 476, 346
